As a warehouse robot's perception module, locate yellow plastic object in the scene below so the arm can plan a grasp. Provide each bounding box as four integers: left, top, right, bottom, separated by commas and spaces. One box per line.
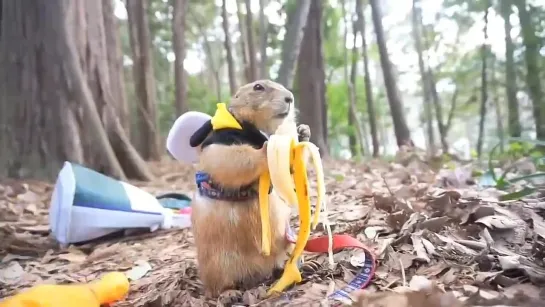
267, 144, 312, 295
0, 272, 130, 307
210, 103, 242, 130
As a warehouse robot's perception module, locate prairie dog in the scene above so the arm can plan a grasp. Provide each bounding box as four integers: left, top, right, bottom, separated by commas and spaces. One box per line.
190, 80, 310, 297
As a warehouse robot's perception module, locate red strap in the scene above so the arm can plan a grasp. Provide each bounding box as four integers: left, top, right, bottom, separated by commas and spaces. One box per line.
303, 234, 368, 253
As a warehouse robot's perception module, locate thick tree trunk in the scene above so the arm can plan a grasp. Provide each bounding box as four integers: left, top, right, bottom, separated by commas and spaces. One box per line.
369, 0, 412, 147
222, 0, 237, 95
355, 0, 379, 157
297, 0, 328, 156
236, 0, 251, 83
276, 0, 311, 89
411, 0, 435, 155
244, 0, 258, 81
515, 0, 545, 141
172, 0, 189, 116
0, 0, 152, 181
102, 0, 130, 133
126, 0, 161, 161
259, 0, 269, 79
477, 2, 490, 159
500, 0, 521, 138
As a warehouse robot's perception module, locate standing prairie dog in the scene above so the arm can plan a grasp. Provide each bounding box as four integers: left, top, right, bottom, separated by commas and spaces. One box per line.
190, 80, 310, 297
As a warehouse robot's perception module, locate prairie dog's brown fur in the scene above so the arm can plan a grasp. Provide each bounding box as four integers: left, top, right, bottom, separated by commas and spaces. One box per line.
191, 80, 309, 297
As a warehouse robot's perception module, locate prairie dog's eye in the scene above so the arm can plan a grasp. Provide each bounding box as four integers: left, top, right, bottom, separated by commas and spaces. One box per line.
253, 84, 265, 91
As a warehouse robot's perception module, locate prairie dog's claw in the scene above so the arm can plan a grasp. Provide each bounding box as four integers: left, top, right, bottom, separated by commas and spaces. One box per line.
297, 124, 310, 142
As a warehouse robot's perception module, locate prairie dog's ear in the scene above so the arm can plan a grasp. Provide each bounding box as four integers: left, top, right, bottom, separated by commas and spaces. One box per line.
190, 120, 213, 147
166, 111, 212, 164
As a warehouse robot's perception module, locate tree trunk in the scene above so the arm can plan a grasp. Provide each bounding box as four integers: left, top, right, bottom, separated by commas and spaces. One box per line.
102, 0, 130, 133
411, 0, 435, 155
355, 0, 379, 157
500, 0, 521, 138
244, 0, 258, 81
514, 0, 545, 141
427, 69, 449, 152
369, 0, 412, 147
259, 0, 269, 79
297, 0, 328, 156
194, 17, 222, 102
222, 0, 237, 95
236, 0, 251, 83
351, 27, 370, 156
276, 0, 311, 89
0, 0, 152, 181
341, 0, 366, 156
126, 0, 161, 161
172, 0, 189, 116
491, 58, 505, 152
476, 2, 490, 159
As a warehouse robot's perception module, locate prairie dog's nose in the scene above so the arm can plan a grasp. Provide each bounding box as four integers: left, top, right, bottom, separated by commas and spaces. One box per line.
284, 96, 293, 103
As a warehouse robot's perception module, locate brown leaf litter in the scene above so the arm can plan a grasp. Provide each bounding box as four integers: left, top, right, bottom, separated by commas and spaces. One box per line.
1, 154, 545, 306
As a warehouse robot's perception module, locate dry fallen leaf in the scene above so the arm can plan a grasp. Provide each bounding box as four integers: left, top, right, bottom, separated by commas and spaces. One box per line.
0, 261, 25, 285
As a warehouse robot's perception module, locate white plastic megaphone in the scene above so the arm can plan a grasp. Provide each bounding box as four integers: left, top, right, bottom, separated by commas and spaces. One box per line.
48, 161, 192, 245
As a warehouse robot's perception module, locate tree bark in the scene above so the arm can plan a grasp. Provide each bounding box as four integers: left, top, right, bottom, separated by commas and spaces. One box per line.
411, 0, 435, 155
500, 0, 521, 138
355, 0, 379, 157
0, 0, 152, 181
236, 0, 251, 83
297, 0, 328, 156
222, 0, 237, 95
244, 0, 258, 81
126, 0, 161, 161
259, 0, 269, 79
276, 0, 311, 89
476, 2, 490, 159
427, 68, 449, 152
514, 0, 545, 141
172, 0, 189, 116
102, 0, 130, 133
369, 0, 412, 147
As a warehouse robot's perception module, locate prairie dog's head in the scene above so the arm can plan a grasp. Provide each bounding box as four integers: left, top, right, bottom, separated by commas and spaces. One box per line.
229, 79, 295, 135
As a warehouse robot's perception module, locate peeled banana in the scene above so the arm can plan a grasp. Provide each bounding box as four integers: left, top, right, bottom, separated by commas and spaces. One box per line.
257, 133, 327, 295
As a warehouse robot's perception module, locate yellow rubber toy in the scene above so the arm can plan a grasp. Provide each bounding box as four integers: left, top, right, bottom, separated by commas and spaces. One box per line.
0, 272, 130, 307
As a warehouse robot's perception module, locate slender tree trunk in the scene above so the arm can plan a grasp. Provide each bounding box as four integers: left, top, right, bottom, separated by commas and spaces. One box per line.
276, 0, 311, 89
491, 58, 505, 152
297, 0, 328, 156
369, 0, 412, 147
341, 0, 366, 156
355, 0, 379, 157
351, 24, 370, 156
222, 0, 237, 95
477, 2, 490, 158
236, 0, 251, 83
102, 0, 130, 133
500, 0, 521, 138
172, 0, 188, 116
194, 17, 222, 102
0, 0, 152, 181
259, 0, 269, 78
244, 0, 258, 81
428, 69, 449, 152
411, 0, 435, 155
126, 0, 161, 161
514, 0, 545, 141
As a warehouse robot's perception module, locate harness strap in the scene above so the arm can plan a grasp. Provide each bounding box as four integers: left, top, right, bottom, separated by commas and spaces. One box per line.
285, 229, 376, 305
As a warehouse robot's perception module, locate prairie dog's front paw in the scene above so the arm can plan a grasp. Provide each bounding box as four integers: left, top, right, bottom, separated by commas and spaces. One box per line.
297, 124, 311, 142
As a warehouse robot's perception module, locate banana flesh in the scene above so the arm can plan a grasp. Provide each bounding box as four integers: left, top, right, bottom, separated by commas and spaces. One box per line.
257, 134, 327, 295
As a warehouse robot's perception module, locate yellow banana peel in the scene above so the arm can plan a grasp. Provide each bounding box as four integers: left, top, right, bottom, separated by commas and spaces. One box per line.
257, 134, 326, 295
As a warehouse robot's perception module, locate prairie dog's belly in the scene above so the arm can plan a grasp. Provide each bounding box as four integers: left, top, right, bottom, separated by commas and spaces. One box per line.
190, 190, 292, 295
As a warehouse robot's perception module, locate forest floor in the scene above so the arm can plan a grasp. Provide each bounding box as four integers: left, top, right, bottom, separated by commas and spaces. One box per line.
1, 149, 545, 306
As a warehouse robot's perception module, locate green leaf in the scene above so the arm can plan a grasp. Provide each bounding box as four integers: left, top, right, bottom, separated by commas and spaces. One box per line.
499, 187, 537, 201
